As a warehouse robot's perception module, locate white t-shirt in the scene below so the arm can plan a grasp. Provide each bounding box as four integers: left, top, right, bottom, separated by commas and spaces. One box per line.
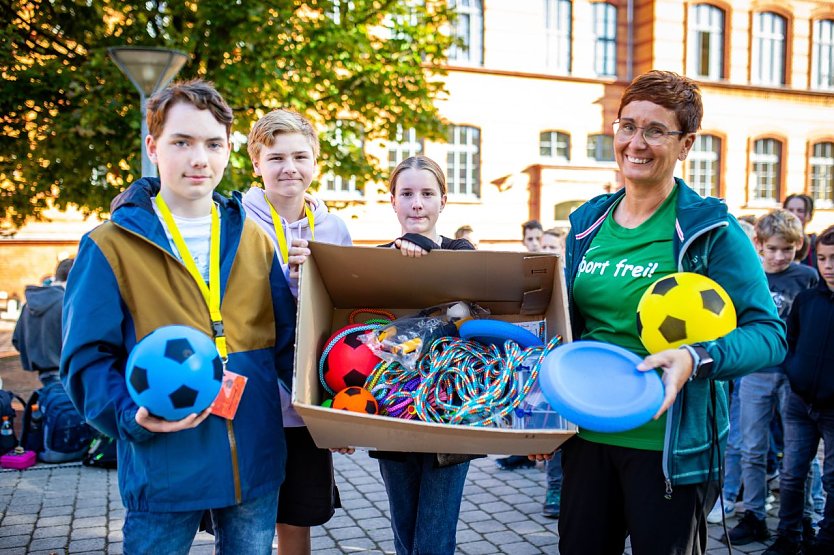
152, 199, 215, 281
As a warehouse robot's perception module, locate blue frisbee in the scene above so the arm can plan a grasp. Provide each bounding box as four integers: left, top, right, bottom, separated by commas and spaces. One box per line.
538, 341, 664, 433
459, 319, 543, 350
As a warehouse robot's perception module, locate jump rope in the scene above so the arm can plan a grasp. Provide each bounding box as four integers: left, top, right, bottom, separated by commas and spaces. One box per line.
319, 309, 561, 427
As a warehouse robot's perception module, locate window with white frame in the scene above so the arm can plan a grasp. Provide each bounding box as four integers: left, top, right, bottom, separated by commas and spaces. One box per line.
687, 134, 721, 198
446, 125, 481, 197
592, 2, 617, 77
540, 130, 570, 161
752, 12, 786, 86
750, 138, 782, 202
449, 0, 483, 65
545, 0, 572, 73
388, 127, 423, 173
587, 134, 614, 162
320, 173, 359, 196
812, 19, 834, 90
688, 4, 724, 80
320, 121, 363, 197
810, 142, 834, 207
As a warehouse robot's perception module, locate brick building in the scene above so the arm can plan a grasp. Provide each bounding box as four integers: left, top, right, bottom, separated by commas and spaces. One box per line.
2, 0, 833, 300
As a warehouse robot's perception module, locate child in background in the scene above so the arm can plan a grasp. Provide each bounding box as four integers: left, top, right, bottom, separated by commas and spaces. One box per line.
783, 194, 817, 269
764, 225, 834, 555
541, 228, 566, 256
454, 224, 478, 248
521, 219, 543, 253
240, 108, 352, 555
372, 155, 475, 555
61, 80, 297, 554
726, 209, 818, 545
13, 258, 74, 386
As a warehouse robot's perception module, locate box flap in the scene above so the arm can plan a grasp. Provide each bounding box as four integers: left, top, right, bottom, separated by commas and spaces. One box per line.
307, 243, 556, 315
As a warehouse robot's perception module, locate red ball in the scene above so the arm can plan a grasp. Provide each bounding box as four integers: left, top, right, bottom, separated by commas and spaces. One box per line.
324, 325, 381, 392
332, 387, 378, 415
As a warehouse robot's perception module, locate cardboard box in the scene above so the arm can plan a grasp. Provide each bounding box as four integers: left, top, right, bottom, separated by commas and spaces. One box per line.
293, 243, 576, 455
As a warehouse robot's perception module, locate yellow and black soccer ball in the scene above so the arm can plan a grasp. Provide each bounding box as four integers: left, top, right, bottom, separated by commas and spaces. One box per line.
636, 272, 737, 354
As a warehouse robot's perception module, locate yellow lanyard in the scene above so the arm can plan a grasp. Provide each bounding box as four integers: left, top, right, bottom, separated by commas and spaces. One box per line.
265, 198, 315, 263
154, 195, 227, 361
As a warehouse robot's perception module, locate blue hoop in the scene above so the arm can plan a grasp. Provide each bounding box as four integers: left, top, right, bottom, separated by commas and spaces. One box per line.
459, 319, 543, 350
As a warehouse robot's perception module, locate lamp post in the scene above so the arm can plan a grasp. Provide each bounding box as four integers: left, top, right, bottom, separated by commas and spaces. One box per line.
108, 46, 188, 177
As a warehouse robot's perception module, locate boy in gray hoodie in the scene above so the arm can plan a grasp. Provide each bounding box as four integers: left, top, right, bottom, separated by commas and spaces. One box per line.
242, 109, 352, 555
13, 258, 74, 384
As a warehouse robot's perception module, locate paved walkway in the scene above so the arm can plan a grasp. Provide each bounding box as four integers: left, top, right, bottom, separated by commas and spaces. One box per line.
0, 453, 775, 554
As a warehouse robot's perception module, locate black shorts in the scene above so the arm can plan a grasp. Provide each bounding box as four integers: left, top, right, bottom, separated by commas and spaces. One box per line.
277, 426, 341, 527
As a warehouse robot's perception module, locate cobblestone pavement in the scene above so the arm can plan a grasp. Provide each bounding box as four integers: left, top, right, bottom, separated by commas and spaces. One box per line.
0, 453, 775, 554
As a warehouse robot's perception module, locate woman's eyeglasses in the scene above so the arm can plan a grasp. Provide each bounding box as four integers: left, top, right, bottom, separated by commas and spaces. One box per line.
613, 120, 685, 146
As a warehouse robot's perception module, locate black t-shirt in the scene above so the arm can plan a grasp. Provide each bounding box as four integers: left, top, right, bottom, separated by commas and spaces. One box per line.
378, 234, 475, 251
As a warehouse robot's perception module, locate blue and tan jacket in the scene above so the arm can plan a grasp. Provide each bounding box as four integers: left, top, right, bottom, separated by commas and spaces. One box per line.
60, 178, 297, 512
566, 179, 786, 490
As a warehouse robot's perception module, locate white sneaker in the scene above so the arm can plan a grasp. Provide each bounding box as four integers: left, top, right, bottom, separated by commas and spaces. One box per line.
707, 499, 735, 524
765, 491, 776, 513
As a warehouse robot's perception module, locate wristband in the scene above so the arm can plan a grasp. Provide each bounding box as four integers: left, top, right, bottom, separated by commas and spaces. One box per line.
679, 345, 700, 382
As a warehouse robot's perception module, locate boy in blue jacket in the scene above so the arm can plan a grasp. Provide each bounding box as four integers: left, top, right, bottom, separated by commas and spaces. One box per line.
60, 80, 296, 554
765, 225, 834, 555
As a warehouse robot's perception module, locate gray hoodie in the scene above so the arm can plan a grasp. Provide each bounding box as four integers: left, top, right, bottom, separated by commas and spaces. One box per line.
241, 188, 352, 271
241, 187, 352, 426
12, 285, 65, 372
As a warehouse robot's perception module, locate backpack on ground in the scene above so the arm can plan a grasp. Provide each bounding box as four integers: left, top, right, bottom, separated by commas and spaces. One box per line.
20, 390, 44, 454
0, 389, 25, 455
36, 380, 93, 463
83, 431, 117, 469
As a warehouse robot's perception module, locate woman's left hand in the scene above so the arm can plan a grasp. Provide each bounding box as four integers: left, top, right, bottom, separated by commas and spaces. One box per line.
637, 348, 695, 419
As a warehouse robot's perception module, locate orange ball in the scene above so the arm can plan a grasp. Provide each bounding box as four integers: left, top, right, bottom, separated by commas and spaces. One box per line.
331, 387, 378, 415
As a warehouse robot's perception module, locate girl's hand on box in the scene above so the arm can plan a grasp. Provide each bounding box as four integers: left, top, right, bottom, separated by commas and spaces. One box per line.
528, 453, 553, 462
288, 238, 311, 279
330, 447, 355, 455
394, 238, 429, 258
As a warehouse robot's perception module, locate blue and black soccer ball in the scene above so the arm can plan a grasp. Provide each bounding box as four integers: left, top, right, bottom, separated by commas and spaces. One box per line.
126, 325, 223, 421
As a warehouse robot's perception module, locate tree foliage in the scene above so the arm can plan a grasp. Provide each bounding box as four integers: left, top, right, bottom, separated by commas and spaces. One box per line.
0, 0, 454, 232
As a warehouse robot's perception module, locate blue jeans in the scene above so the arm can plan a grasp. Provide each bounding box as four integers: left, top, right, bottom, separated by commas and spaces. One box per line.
378, 454, 469, 555
740, 372, 790, 520
722, 379, 742, 503
123, 492, 278, 554
546, 450, 562, 491
776, 392, 834, 545
812, 456, 825, 513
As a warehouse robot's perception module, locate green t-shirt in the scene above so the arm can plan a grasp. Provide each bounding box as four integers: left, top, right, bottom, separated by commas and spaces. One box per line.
572, 186, 679, 450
